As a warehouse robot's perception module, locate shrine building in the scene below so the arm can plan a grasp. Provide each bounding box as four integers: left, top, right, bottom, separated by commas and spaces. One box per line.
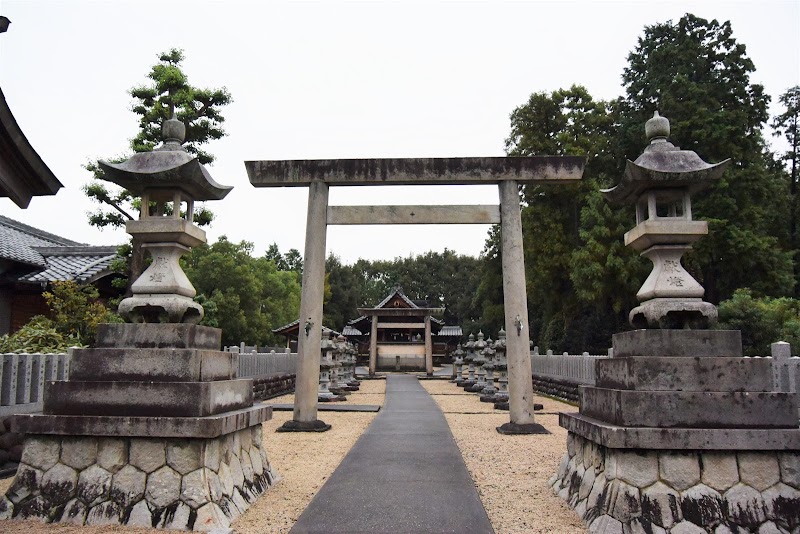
344, 286, 461, 374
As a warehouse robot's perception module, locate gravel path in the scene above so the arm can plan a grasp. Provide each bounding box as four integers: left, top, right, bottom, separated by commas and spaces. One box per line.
0, 377, 583, 533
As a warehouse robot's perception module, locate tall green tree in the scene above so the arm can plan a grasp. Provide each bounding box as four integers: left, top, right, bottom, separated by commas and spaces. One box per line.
499, 85, 637, 352
324, 254, 361, 332
618, 14, 793, 301
84, 49, 231, 290
772, 85, 800, 294
183, 237, 301, 347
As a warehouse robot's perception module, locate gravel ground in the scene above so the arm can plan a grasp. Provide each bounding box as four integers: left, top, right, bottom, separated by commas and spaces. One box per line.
421, 380, 584, 534
0, 377, 582, 533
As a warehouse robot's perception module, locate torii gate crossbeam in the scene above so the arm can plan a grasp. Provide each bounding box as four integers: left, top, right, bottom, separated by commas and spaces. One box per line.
247, 156, 585, 434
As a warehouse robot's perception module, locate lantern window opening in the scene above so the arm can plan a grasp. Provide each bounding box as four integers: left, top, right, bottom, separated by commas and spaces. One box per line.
646, 189, 692, 221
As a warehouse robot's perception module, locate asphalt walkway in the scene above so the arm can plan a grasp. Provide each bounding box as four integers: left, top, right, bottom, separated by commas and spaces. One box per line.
290, 374, 494, 534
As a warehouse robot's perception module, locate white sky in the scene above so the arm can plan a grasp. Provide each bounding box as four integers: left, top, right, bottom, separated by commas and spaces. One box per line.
1, 0, 798, 264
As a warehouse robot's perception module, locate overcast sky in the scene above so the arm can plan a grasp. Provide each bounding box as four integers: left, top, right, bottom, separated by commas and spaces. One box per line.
1, 1, 798, 264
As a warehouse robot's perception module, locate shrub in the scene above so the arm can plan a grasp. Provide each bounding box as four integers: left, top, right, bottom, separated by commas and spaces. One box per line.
0, 316, 77, 353
42, 281, 121, 346
718, 289, 800, 356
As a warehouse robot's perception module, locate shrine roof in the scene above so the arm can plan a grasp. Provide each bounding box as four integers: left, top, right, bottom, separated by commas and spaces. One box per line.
342, 325, 363, 337
437, 326, 463, 337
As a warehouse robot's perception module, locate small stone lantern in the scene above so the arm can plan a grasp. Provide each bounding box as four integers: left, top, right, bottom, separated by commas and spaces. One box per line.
99, 114, 232, 323
451, 343, 465, 383
347, 343, 361, 388
460, 333, 477, 388
492, 329, 509, 410
318, 330, 343, 401
602, 112, 730, 329
468, 332, 488, 392
479, 339, 498, 402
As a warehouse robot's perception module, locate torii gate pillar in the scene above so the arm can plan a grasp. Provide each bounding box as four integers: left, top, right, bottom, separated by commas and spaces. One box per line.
247, 157, 584, 434
496, 180, 542, 433
277, 180, 331, 432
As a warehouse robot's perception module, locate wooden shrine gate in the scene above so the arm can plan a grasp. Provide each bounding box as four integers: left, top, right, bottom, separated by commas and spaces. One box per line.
247, 157, 584, 433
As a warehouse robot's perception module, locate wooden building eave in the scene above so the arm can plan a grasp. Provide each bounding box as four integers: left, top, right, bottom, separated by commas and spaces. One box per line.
0, 88, 63, 208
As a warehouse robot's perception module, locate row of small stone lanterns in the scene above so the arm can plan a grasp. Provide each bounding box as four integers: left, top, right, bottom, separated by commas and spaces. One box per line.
452, 330, 510, 410
318, 331, 360, 402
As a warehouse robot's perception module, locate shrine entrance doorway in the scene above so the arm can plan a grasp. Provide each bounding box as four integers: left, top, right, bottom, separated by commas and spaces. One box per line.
247, 157, 583, 433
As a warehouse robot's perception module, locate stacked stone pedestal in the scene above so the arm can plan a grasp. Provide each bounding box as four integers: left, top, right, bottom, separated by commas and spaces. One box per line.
0, 323, 276, 531
553, 330, 800, 533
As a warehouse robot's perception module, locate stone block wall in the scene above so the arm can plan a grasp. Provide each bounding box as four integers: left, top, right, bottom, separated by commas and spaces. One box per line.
531, 376, 580, 403
0, 416, 22, 472
551, 433, 800, 533
251, 373, 295, 401
0, 425, 277, 531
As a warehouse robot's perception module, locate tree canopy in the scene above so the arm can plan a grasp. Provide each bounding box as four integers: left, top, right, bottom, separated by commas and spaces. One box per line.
475, 14, 797, 353
618, 14, 793, 302
84, 48, 230, 231
183, 237, 301, 347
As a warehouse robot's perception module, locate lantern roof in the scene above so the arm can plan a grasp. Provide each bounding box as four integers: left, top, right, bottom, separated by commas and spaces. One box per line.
99, 115, 232, 201
602, 112, 730, 205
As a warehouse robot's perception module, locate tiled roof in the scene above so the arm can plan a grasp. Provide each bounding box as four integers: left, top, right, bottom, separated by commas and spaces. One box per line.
19, 246, 119, 283
0, 216, 118, 284
437, 326, 463, 337
0, 215, 82, 267
342, 325, 363, 337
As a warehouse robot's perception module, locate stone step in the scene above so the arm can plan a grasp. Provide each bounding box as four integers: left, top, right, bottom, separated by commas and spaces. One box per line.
70, 348, 237, 382
43, 379, 253, 418
559, 411, 800, 450
595, 356, 773, 391
579, 387, 798, 428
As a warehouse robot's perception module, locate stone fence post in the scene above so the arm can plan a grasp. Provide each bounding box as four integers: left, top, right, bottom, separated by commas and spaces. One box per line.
771, 341, 792, 392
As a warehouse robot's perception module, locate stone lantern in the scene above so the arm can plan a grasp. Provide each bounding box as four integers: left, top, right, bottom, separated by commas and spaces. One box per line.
460, 333, 477, 388
552, 112, 800, 533
492, 329, 509, 410
467, 332, 488, 393
4, 116, 276, 530
318, 330, 344, 402
479, 339, 497, 402
601, 112, 729, 329
99, 114, 231, 323
346, 343, 361, 388
451, 343, 465, 383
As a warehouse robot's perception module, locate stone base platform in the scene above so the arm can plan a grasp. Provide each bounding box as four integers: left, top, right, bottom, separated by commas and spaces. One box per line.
551, 431, 800, 534
0, 424, 277, 531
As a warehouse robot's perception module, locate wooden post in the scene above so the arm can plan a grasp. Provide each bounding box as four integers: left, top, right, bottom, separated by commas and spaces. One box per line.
279, 180, 331, 432
369, 315, 378, 376
424, 315, 433, 376
497, 180, 546, 434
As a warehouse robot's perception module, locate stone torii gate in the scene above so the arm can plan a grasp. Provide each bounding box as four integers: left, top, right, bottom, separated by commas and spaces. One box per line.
247, 157, 584, 434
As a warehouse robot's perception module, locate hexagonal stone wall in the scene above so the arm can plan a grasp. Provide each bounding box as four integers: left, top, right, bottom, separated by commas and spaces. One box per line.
0, 425, 277, 531
550, 432, 800, 533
